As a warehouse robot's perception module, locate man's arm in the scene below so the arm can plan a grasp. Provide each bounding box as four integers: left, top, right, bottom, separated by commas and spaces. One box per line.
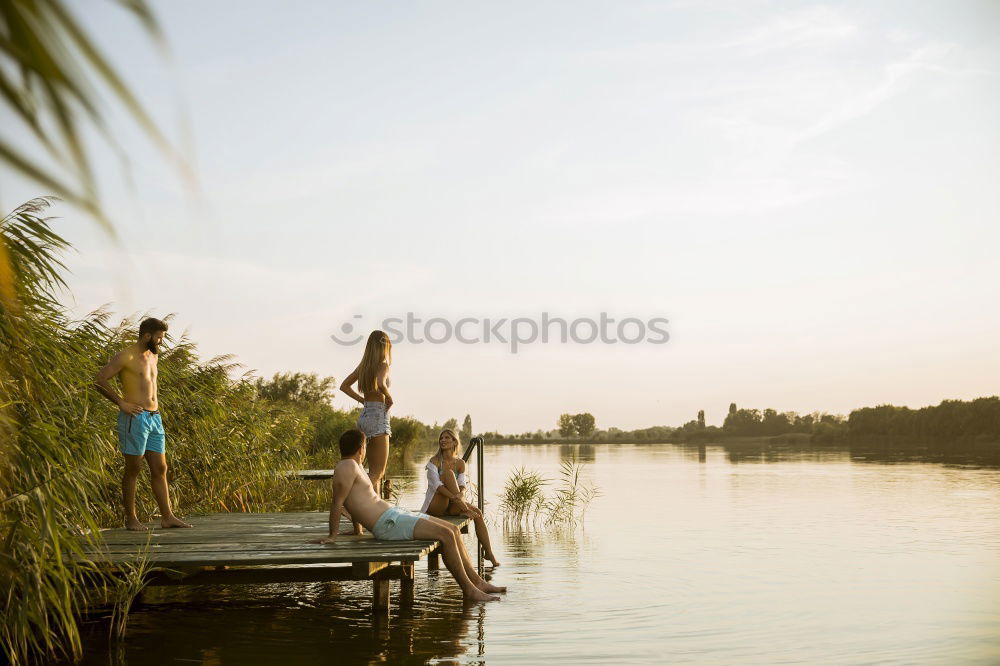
95, 352, 142, 414
312, 465, 354, 544
340, 366, 364, 404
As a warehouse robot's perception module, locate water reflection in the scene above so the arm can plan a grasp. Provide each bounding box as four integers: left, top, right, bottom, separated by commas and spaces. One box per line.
78, 579, 480, 665
670, 440, 1000, 468
558, 443, 596, 463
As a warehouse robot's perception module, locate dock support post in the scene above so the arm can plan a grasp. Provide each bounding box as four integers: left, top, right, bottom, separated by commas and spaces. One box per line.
427, 548, 440, 571
372, 574, 390, 613
400, 564, 415, 604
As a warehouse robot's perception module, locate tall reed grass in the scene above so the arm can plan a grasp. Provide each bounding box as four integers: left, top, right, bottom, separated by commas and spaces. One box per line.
499, 460, 600, 528
0, 199, 337, 664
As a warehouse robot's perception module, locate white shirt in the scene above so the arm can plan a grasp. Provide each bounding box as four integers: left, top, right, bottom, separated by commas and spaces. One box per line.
419, 460, 468, 513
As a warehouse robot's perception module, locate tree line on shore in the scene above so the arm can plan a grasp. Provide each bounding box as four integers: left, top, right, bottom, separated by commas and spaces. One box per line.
477, 400, 1000, 449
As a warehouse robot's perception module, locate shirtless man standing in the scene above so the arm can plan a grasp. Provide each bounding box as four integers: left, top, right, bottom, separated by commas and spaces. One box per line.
311, 429, 505, 602
95, 317, 192, 531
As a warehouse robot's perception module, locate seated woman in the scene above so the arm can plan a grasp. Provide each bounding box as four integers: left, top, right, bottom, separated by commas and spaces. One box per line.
420, 429, 500, 567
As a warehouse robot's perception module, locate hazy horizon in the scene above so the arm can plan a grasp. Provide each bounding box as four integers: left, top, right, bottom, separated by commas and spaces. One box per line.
2, 1, 998, 432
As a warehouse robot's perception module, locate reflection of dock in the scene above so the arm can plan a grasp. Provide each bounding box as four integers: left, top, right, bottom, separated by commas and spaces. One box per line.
80, 511, 469, 613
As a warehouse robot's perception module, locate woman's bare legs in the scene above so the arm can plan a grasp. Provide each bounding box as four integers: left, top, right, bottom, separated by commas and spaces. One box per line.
413, 517, 499, 601
440, 468, 500, 566
440, 467, 462, 497
366, 433, 390, 494
470, 515, 500, 566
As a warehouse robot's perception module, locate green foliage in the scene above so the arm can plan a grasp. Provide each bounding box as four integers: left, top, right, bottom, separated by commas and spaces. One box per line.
558, 412, 596, 438
722, 406, 847, 439
557, 413, 576, 437
310, 406, 358, 454
0, 199, 322, 664
499, 461, 600, 528
0, 0, 184, 231
848, 398, 1000, 444
389, 416, 425, 448
461, 414, 473, 441
572, 413, 596, 438
255, 372, 336, 404
543, 460, 601, 526
499, 467, 548, 525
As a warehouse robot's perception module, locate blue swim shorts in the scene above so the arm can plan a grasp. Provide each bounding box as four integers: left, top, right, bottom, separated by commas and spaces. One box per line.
117, 410, 165, 456
371, 506, 425, 541
357, 401, 392, 437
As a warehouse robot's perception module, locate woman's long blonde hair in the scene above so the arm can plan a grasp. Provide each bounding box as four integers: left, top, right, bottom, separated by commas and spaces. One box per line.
358, 330, 392, 393
436, 429, 461, 462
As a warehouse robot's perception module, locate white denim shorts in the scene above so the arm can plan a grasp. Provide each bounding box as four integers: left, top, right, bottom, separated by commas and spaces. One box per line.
357, 401, 391, 437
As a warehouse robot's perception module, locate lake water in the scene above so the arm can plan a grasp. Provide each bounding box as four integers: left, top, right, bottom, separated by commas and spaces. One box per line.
76, 442, 1000, 665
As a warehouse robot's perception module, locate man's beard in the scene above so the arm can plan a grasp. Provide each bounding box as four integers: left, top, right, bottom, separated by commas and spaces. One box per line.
146, 339, 160, 355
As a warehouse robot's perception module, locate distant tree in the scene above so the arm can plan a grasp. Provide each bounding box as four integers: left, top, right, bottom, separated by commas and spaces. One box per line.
256, 372, 336, 404
390, 417, 424, 447
697, 410, 706, 429
573, 413, 596, 438
310, 406, 357, 454
442, 417, 459, 432
461, 414, 473, 441
558, 413, 577, 437
680, 419, 702, 433
723, 407, 763, 435
761, 408, 791, 435
729, 403, 737, 417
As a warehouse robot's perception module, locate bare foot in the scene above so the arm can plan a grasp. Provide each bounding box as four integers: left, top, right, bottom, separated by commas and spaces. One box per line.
486, 554, 501, 567
479, 581, 507, 594
160, 516, 193, 528
125, 519, 150, 531
465, 588, 500, 602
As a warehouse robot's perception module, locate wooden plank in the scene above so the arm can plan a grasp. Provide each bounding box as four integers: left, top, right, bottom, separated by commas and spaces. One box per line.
89, 540, 439, 553
352, 561, 388, 578
284, 470, 335, 480
145, 566, 356, 586
78, 512, 469, 569
88, 549, 423, 567
91, 514, 468, 541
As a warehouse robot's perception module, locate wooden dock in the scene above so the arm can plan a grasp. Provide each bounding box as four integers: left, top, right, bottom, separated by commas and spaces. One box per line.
81, 511, 469, 612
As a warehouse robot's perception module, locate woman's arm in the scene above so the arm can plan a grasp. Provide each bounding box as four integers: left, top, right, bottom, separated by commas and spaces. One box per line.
376, 362, 393, 410
428, 461, 465, 503
340, 366, 364, 404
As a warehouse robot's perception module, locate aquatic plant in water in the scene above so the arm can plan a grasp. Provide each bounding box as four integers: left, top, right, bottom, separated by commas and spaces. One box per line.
500, 460, 599, 528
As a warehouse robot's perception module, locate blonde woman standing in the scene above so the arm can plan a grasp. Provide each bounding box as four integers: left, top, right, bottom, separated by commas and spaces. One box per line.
341, 330, 393, 494
421, 429, 500, 567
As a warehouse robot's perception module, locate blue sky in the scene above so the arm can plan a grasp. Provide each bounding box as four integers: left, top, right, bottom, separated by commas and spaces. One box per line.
2, 1, 998, 432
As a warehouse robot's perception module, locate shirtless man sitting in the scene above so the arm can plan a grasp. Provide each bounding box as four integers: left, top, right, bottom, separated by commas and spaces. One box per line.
95, 317, 192, 531
311, 429, 505, 602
